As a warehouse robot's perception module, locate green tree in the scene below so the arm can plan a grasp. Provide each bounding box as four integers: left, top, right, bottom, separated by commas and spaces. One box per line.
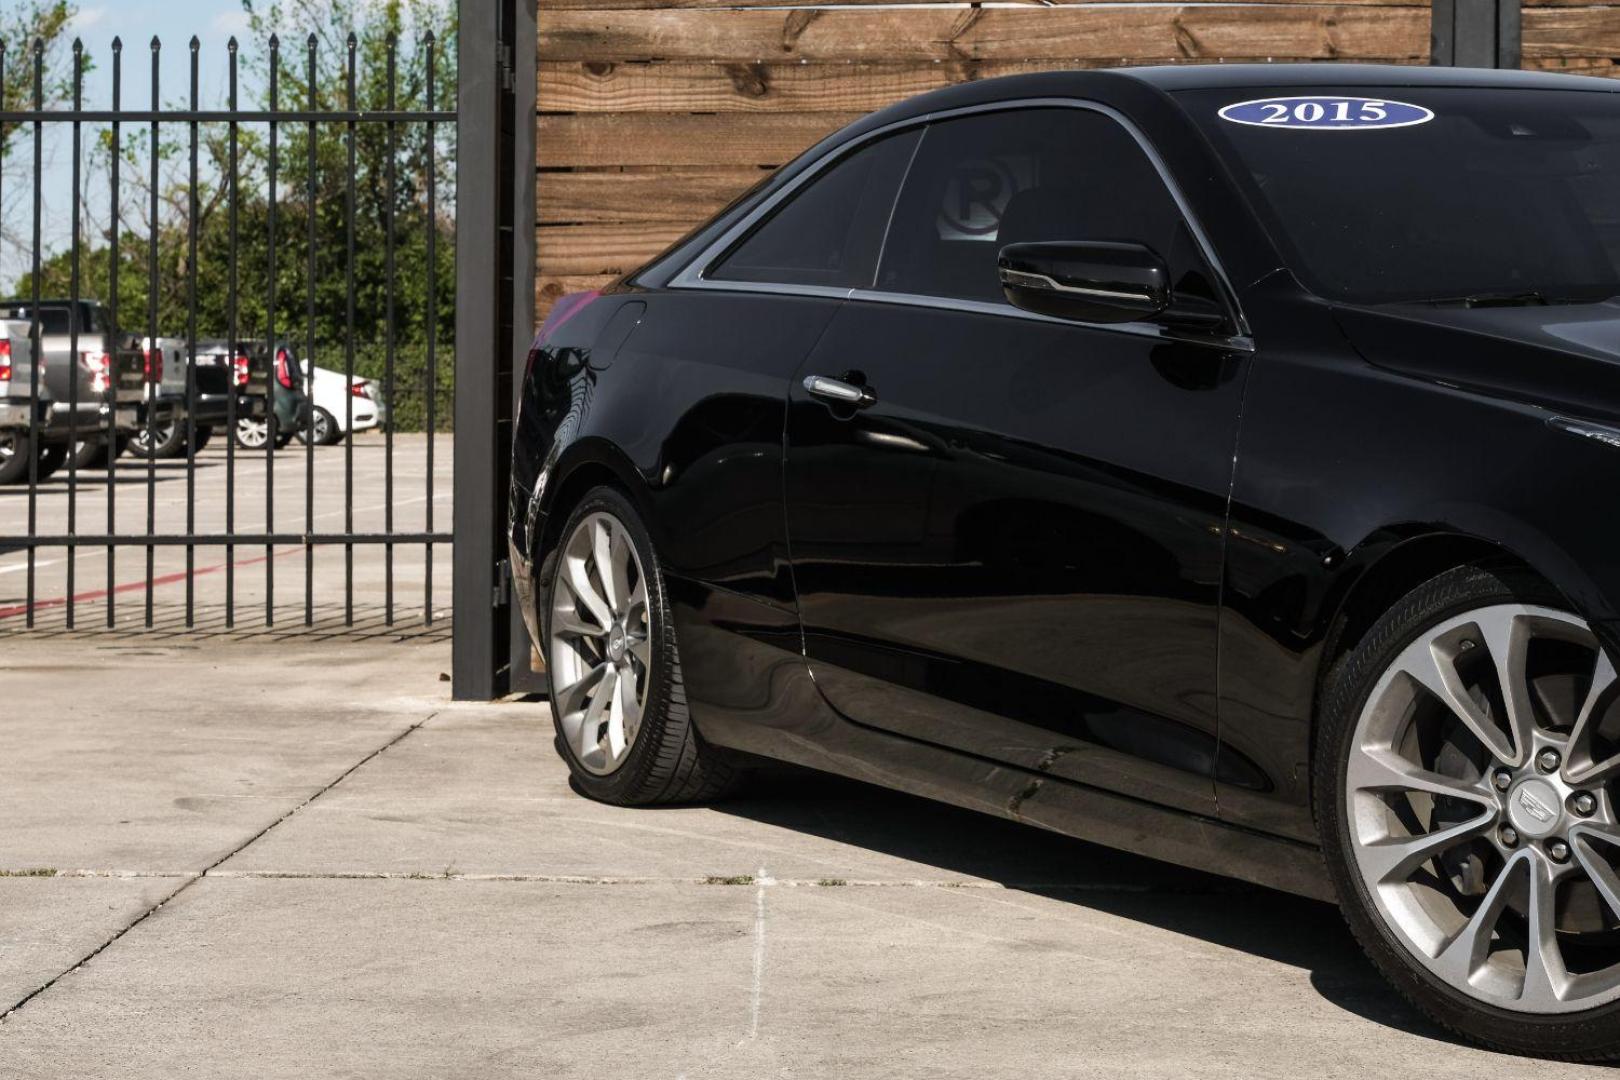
1, 2, 81, 251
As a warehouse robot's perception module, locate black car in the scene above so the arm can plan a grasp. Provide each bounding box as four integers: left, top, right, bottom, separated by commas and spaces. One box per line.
510, 64, 1620, 1059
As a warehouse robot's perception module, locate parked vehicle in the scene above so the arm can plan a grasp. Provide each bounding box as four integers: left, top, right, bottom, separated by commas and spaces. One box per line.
215, 340, 308, 451
0, 318, 52, 484
296, 363, 387, 446
125, 335, 269, 460
0, 298, 149, 469
511, 65, 1620, 1059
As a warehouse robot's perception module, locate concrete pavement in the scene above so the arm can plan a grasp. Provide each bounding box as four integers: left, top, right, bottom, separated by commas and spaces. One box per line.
1, 634, 1611, 1078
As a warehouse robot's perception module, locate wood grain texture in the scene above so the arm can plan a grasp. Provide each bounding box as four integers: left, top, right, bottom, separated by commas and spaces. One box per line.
539, 222, 692, 276
1524, 9, 1620, 57
538, 7, 1429, 64
540, 0, 1421, 8
539, 111, 860, 166
540, 167, 766, 223
538, 274, 620, 310
541, 59, 1109, 113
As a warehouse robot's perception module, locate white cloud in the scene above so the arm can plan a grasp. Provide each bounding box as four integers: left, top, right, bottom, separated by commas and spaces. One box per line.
68, 7, 109, 31
210, 10, 252, 36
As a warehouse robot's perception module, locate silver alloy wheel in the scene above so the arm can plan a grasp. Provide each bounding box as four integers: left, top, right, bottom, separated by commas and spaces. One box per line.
133, 420, 176, 450
548, 511, 651, 776
1348, 603, 1620, 1014
0, 433, 14, 461
236, 417, 269, 449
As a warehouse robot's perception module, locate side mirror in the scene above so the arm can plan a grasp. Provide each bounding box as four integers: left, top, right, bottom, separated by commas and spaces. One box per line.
997, 241, 1170, 325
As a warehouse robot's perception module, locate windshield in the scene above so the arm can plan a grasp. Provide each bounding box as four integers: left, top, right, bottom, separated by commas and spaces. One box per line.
1179, 86, 1620, 305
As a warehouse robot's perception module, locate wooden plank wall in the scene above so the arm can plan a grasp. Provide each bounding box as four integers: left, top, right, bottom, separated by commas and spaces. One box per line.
536, 0, 1431, 314
1524, 0, 1620, 76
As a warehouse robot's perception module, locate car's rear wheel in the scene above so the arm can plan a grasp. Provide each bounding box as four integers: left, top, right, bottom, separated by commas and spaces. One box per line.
129, 418, 186, 459
1318, 564, 1620, 1060
0, 431, 32, 484
297, 407, 339, 447
543, 486, 739, 805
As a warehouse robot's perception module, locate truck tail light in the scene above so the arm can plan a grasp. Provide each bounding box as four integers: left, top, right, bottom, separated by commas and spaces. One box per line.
81, 351, 111, 393
0, 339, 10, 385
143, 346, 163, 383
275, 348, 294, 390
234, 355, 251, 387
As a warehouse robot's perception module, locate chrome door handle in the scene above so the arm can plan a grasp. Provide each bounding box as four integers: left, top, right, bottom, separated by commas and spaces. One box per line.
802, 374, 875, 408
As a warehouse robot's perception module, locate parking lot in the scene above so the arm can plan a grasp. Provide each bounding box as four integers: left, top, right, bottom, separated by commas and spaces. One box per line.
0, 432, 451, 634
0, 630, 1614, 1078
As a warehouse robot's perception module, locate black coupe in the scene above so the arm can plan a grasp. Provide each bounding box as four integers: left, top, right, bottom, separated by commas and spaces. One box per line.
512, 64, 1620, 1059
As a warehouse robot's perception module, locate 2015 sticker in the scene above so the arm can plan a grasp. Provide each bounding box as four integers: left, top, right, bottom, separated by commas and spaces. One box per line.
1217, 96, 1434, 131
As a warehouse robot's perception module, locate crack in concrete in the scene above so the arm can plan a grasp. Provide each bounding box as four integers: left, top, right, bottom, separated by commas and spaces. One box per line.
0, 711, 437, 1024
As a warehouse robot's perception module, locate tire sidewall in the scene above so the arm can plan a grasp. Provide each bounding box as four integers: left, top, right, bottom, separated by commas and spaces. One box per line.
1316, 564, 1620, 1058
542, 486, 679, 803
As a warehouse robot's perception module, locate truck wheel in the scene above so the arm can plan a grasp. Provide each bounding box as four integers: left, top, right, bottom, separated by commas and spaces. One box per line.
0, 432, 31, 484
129, 419, 186, 460
234, 418, 269, 450
191, 425, 214, 453
71, 435, 128, 470
35, 442, 67, 481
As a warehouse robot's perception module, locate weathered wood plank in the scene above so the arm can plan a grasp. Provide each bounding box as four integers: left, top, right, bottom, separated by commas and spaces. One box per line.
1523, 57, 1620, 76
541, 0, 1420, 8
1525, 9, 1620, 56
540, 167, 766, 224
540, 59, 1092, 113
537, 273, 620, 315
539, 112, 860, 167
537, 7, 1429, 64
539, 223, 692, 276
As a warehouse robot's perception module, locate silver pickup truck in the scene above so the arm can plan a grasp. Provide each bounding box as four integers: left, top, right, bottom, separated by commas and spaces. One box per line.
0, 298, 152, 469
0, 318, 53, 484
126, 334, 265, 459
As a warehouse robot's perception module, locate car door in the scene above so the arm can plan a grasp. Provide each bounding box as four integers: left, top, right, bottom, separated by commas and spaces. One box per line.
782, 106, 1249, 814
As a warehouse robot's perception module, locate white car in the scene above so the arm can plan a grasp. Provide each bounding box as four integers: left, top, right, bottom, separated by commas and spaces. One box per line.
298, 363, 388, 446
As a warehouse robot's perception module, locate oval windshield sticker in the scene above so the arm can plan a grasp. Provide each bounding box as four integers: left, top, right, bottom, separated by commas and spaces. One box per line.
1218, 96, 1433, 131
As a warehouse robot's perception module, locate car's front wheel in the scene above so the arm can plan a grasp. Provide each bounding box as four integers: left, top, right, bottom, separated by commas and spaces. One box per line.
1318, 564, 1620, 1060
543, 486, 739, 805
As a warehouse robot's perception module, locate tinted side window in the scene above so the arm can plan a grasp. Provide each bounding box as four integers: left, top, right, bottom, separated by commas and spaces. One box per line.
708, 129, 920, 289
876, 109, 1189, 304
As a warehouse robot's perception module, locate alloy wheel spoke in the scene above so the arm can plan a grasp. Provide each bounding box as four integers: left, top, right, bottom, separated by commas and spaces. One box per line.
577, 665, 618, 760
1475, 609, 1536, 764
627, 633, 651, 670
618, 662, 644, 737
607, 524, 634, 621
592, 519, 620, 615
1347, 744, 1495, 808
1433, 850, 1528, 983
553, 602, 607, 640
605, 669, 628, 759
1395, 635, 1517, 765
1521, 858, 1568, 1007
1567, 650, 1620, 785
563, 551, 614, 632
1359, 811, 1495, 885
1571, 828, 1620, 923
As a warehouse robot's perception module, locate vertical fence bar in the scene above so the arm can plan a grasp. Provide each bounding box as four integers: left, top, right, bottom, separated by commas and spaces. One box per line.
106, 38, 121, 627
343, 33, 356, 626
26, 39, 42, 629
143, 36, 160, 629
423, 30, 437, 627
67, 40, 84, 629
266, 34, 279, 626
304, 34, 318, 626
184, 37, 200, 628
384, 34, 398, 627
226, 38, 240, 627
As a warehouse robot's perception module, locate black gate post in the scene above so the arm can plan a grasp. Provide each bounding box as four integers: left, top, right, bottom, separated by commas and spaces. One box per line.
1432, 0, 1521, 68
454, 0, 534, 700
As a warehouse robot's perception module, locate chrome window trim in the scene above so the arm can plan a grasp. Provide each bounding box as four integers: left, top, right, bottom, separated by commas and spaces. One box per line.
667, 96, 1253, 349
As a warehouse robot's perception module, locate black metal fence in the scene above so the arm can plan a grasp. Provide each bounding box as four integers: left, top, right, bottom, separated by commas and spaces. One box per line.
0, 30, 456, 633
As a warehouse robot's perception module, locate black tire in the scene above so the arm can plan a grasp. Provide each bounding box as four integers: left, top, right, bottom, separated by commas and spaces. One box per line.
298, 407, 339, 447
542, 485, 741, 806
128, 418, 186, 459
0, 431, 31, 484
70, 434, 124, 470
191, 425, 214, 453
1316, 563, 1620, 1061
35, 441, 67, 481
274, 427, 296, 450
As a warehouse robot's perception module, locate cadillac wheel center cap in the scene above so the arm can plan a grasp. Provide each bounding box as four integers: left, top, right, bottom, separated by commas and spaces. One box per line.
607, 626, 626, 662
1508, 778, 1564, 839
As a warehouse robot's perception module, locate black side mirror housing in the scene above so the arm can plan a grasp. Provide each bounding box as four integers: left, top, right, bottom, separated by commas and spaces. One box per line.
997, 241, 1171, 325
